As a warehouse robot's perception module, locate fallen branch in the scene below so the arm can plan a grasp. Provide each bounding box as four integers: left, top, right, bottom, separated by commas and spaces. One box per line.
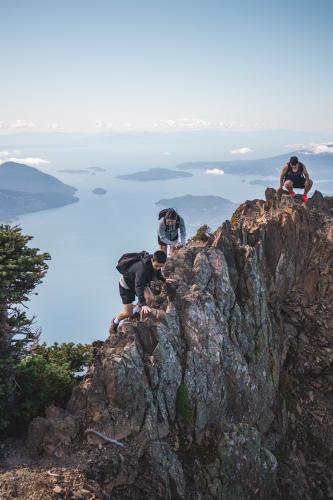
85, 428, 125, 447
47, 470, 62, 478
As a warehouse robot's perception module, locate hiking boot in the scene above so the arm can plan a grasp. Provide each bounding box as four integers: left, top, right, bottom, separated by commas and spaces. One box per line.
302, 194, 309, 202
290, 191, 296, 198
109, 318, 118, 335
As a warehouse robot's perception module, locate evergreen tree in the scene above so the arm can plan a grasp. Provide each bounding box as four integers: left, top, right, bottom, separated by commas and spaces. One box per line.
0, 224, 50, 430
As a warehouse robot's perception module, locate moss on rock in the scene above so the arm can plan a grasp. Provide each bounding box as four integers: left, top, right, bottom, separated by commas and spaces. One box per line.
176, 383, 194, 423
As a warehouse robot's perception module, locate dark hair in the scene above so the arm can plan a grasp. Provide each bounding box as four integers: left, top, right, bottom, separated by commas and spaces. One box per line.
153, 250, 167, 264
165, 209, 178, 220
290, 156, 298, 166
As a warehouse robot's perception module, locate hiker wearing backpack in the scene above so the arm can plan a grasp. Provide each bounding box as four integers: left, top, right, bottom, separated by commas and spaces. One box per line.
110, 250, 175, 333
158, 208, 186, 256
278, 156, 313, 202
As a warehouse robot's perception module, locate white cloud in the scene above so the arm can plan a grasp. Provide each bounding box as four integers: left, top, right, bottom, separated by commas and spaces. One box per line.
95, 120, 113, 129
217, 121, 266, 130
160, 118, 212, 129
47, 122, 62, 130
0, 151, 10, 156
205, 168, 225, 176
0, 156, 50, 166
230, 147, 254, 155
160, 120, 176, 128
9, 119, 36, 129
158, 120, 264, 131
286, 142, 333, 154
162, 151, 172, 156
219, 121, 243, 129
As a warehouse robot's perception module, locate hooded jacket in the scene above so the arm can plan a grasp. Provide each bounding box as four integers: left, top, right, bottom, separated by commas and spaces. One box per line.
122, 255, 165, 305
158, 216, 186, 246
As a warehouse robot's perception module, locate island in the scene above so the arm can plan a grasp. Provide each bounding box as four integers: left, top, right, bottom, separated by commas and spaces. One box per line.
88, 167, 106, 172
92, 188, 107, 195
58, 169, 90, 174
117, 167, 193, 182
58, 167, 107, 174
0, 161, 78, 222
156, 194, 237, 233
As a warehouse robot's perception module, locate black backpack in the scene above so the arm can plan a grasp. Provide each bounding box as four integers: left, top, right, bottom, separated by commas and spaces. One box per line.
116, 251, 150, 274
158, 208, 180, 229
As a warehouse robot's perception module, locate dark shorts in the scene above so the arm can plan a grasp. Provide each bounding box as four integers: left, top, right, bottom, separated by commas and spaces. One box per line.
119, 283, 136, 304
284, 176, 306, 189
158, 235, 178, 246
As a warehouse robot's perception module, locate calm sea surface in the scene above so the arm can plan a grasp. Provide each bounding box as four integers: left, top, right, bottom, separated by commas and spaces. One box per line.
15, 145, 302, 343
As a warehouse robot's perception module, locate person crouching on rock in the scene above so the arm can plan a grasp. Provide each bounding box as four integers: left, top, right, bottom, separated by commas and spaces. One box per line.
278, 156, 313, 202
110, 250, 175, 333
158, 208, 186, 256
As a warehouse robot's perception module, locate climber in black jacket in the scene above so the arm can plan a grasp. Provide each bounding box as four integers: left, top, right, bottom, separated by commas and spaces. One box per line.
110, 250, 175, 333
278, 156, 313, 202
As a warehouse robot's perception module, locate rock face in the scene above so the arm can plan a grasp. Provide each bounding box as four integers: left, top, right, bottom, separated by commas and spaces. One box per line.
27, 189, 333, 499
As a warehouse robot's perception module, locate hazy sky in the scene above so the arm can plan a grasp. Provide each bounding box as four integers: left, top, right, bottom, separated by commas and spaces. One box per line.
1, 0, 332, 133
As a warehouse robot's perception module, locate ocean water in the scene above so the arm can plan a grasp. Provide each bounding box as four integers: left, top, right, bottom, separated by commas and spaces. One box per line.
14, 146, 285, 344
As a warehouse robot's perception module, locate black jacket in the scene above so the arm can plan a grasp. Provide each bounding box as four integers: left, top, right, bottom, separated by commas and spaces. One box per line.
123, 255, 165, 305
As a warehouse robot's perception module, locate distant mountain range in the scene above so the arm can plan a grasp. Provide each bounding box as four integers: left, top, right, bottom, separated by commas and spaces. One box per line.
176, 151, 333, 178
0, 162, 78, 221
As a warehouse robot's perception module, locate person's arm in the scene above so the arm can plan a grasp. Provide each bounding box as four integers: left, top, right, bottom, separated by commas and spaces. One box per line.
279, 164, 289, 189
158, 220, 174, 245
179, 217, 186, 245
135, 267, 147, 305
155, 269, 165, 282
156, 268, 177, 284
303, 164, 310, 180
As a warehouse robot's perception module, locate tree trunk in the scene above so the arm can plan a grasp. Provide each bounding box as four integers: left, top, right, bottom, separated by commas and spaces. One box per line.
0, 305, 11, 355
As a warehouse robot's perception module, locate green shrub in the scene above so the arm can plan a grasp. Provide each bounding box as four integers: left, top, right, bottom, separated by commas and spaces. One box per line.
192, 225, 213, 242
33, 342, 93, 373
0, 225, 93, 433
7, 342, 93, 432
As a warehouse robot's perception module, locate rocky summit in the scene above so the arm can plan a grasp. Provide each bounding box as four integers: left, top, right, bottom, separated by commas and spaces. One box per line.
2, 189, 333, 499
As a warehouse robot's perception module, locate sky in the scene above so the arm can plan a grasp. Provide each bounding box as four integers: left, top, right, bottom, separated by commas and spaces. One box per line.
1, 0, 332, 133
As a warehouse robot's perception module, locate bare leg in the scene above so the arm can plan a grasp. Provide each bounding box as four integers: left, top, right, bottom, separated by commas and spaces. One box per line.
284, 180, 294, 193
116, 303, 134, 321
169, 245, 176, 257
304, 179, 313, 194
144, 286, 155, 307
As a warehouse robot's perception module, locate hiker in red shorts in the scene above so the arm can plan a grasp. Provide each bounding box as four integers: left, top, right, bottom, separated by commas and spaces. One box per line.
278, 156, 313, 202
